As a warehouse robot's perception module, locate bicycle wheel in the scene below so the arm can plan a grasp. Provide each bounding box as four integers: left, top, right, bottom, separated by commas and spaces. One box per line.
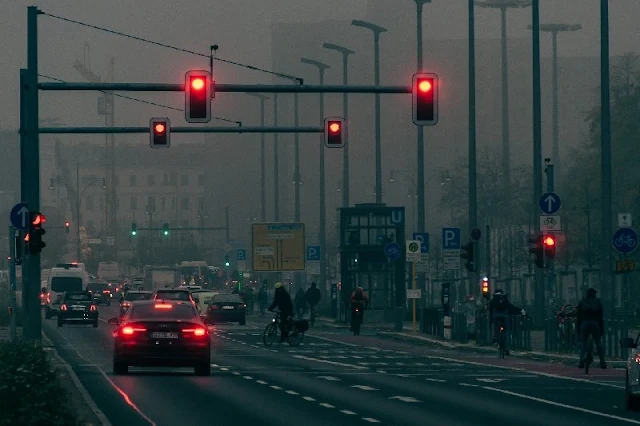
263, 323, 279, 347
498, 331, 505, 359
288, 328, 304, 347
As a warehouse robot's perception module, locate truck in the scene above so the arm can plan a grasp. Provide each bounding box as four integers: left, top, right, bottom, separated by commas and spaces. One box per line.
143, 266, 180, 292
97, 262, 121, 283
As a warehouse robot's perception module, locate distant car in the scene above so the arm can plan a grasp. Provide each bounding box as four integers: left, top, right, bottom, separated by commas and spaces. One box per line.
621, 335, 640, 409
119, 290, 153, 317
109, 300, 210, 376
57, 291, 98, 328
206, 293, 246, 325
87, 281, 112, 306
154, 289, 194, 304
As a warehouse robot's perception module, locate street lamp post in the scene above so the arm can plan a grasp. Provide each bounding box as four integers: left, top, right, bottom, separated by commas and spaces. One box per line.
247, 94, 269, 222
476, 0, 532, 194
293, 91, 302, 222
75, 163, 106, 262
196, 208, 208, 249
351, 20, 388, 204
322, 42, 355, 207
273, 93, 280, 222
301, 58, 331, 295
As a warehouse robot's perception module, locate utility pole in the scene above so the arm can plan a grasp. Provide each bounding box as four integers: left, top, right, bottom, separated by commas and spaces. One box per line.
468, 0, 479, 296
247, 94, 269, 222
76, 163, 81, 262
545, 160, 555, 306
293, 92, 301, 221
273, 94, 280, 221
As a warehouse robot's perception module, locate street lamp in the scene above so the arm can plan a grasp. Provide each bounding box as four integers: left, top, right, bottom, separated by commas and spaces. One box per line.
476, 0, 532, 194
322, 42, 355, 208
247, 93, 269, 222
351, 20, 387, 204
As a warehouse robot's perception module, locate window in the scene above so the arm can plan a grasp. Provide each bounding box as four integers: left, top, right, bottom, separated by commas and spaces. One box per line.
181, 174, 189, 186
198, 174, 205, 186
147, 196, 156, 209
130, 174, 137, 187
130, 196, 138, 211
85, 196, 94, 211
147, 174, 155, 186
160, 197, 166, 211
181, 197, 189, 210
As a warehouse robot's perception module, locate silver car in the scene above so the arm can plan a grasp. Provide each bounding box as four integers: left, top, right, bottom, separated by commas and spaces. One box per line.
621, 336, 640, 410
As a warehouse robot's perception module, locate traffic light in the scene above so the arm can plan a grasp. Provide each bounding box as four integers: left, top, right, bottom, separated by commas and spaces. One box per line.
27, 211, 46, 255
185, 70, 212, 123
529, 234, 544, 268
324, 117, 346, 148
460, 241, 476, 272
543, 235, 556, 260
149, 117, 171, 149
131, 222, 137, 236
224, 254, 230, 268
412, 72, 439, 126
162, 223, 169, 236
480, 277, 491, 299
64, 221, 70, 233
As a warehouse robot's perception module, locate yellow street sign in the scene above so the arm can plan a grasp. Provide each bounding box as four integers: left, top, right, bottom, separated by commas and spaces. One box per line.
616, 260, 635, 273
252, 223, 305, 271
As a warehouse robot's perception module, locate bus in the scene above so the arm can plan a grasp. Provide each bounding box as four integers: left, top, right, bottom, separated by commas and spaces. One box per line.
179, 261, 209, 287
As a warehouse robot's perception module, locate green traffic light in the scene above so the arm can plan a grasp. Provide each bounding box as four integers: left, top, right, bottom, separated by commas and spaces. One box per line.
131, 231, 137, 236
164, 230, 169, 236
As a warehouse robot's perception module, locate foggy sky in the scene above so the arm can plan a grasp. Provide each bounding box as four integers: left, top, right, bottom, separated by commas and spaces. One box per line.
1, 0, 640, 130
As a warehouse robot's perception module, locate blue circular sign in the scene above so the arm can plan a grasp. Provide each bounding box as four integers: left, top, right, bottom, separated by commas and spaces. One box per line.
613, 227, 638, 255
384, 242, 401, 261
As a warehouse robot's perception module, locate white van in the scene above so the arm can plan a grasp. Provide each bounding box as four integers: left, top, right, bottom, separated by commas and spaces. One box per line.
44, 264, 87, 318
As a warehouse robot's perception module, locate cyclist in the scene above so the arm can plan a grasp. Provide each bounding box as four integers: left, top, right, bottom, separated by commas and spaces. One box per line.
489, 290, 516, 355
576, 287, 607, 369
305, 282, 322, 326
268, 282, 294, 343
350, 286, 369, 330
294, 287, 307, 318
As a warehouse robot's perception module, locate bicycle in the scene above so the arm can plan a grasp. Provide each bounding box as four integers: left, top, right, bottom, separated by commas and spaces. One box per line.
263, 311, 305, 347
309, 305, 317, 328
351, 303, 364, 336
496, 317, 507, 359
584, 335, 594, 374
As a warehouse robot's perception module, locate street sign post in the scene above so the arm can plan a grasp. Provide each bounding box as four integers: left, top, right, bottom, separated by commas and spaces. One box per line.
9, 202, 29, 231
306, 245, 321, 275
252, 223, 305, 271
539, 215, 562, 232
384, 242, 401, 261
406, 240, 421, 263
538, 192, 562, 215
618, 213, 633, 228
613, 227, 638, 255
441, 228, 461, 270
237, 249, 246, 261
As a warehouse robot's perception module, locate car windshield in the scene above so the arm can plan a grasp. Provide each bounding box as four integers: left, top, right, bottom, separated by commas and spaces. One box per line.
51, 277, 83, 293
87, 283, 108, 292
155, 291, 191, 301
129, 304, 197, 320
124, 292, 152, 302
213, 294, 243, 303
65, 293, 92, 301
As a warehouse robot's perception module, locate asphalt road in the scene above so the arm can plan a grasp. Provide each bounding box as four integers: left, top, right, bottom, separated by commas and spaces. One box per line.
42, 306, 640, 426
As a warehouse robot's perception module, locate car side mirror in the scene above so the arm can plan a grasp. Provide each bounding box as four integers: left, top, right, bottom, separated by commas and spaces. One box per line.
107, 317, 119, 326
620, 337, 637, 349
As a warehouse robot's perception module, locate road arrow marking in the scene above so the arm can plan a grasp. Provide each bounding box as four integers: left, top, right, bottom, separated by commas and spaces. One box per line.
476, 378, 507, 383
389, 396, 421, 403
350, 385, 378, 391
315, 376, 341, 381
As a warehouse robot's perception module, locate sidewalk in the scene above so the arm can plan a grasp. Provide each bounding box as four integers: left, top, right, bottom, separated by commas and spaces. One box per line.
314, 316, 626, 368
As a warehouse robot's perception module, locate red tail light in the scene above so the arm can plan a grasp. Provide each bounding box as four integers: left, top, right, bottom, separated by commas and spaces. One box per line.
121, 325, 146, 335
90, 305, 97, 311
60, 304, 68, 311
182, 326, 207, 337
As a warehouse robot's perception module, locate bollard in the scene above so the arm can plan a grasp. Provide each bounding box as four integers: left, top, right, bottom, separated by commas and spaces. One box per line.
443, 316, 452, 340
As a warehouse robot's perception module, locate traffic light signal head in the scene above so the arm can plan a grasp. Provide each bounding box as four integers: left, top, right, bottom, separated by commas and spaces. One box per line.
481, 277, 490, 298
324, 117, 346, 148
460, 241, 476, 272
185, 70, 212, 123
64, 221, 70, 233
149, 117, 171, 149
412, 73, 439, 126
529, 234, 544, 268
131, 222, 137, 236
162, 223, 169, 236
224, 254, 230, 267
28, 211, 46, 255
543, 235, 556, 259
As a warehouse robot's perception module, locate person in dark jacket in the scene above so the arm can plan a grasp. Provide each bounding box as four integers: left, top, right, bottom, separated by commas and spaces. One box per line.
489, 290, 525, 355
576, 288, 606, 369
268, 282, 294, 342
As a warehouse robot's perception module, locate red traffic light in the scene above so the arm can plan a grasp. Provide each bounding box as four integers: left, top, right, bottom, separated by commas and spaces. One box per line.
324, 117, 345, 148
185, 70, 212, 123
154, 123, 166, 134
149, 117, 171, 149
191, 77, 206, 91
31, 213, 46, 226
412, 72, 439, 126
65, 221, 70, 227
418, 80, 432, 93
329, 122, 341, 133
543, 236, 555, 247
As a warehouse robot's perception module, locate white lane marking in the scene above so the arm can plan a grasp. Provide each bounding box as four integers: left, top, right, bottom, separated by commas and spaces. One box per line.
319, 403, 335, 408
232, 372, 241, 376
316, 376, 341, 381
351, 385, 379, 391
395, 374, 411, 378
476, 378, 507, 383
362, 417, 381, 423
210, 363, 219, 367
303, 396, 316, 401
243, 376, 253, 380
220, 367, 229, 371
377, 370, 387, 374
460, 383, 480, 387
483, 386, 640, 424
256, 380, 268, 385
341, 410, 357, 415
426, 378, 446, 383
270, 385, 282, 390
286, 390, 299, 395
306, 334, 360, 347
389, 396, 421, 403
292, 355, 367, 370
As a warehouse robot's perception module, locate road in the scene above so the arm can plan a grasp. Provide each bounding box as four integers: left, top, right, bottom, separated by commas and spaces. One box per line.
43, 306, 640, 426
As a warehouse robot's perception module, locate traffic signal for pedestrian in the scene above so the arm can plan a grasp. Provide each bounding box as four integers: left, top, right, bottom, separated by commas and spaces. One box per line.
529, 234, 544, 268
412, 73, 438, 126
225, 254, 230, 267
131, 222, 137, 236
162, 223, 169, 236
324, 117, 346, 148
460, 241, 476, 272
481, 277, 490, 298
185, 70, 212, 123
64, 221, 70, 233
27, 211, 46, 255
543, 235, 556, 260
149, 117, 171, 149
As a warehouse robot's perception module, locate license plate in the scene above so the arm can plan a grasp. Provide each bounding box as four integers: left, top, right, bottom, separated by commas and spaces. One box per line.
151, 332, 178, 339
72, 306, 85, 311
223, 306, 234, 310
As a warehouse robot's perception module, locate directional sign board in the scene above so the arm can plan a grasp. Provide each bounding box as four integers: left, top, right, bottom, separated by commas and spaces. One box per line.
613, 227, 638, 255
237, 249, 246, 261
618, 213, 633, 228
252, 223, 305, 271
406, 289, 422, 299
412, 233, 430, 254
540, 215, 562, 232
539, 192, 562, 215
384, 242, 401, 261
9, 202, 29, 231
406, 240, 421, 263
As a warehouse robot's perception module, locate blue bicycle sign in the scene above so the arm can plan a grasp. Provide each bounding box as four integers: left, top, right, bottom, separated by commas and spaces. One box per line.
612, 227, 638, 255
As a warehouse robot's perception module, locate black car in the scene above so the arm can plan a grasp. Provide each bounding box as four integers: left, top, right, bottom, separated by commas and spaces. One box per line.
206, 293, 246, 325
58, 291, 98, 328
87, 282, 112, 306
108, 300, 210, 376
119, 290, 153, 317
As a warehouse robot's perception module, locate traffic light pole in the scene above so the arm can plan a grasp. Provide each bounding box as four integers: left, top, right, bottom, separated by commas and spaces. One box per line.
8, 226, 17, 342
545, 163, 555, 308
